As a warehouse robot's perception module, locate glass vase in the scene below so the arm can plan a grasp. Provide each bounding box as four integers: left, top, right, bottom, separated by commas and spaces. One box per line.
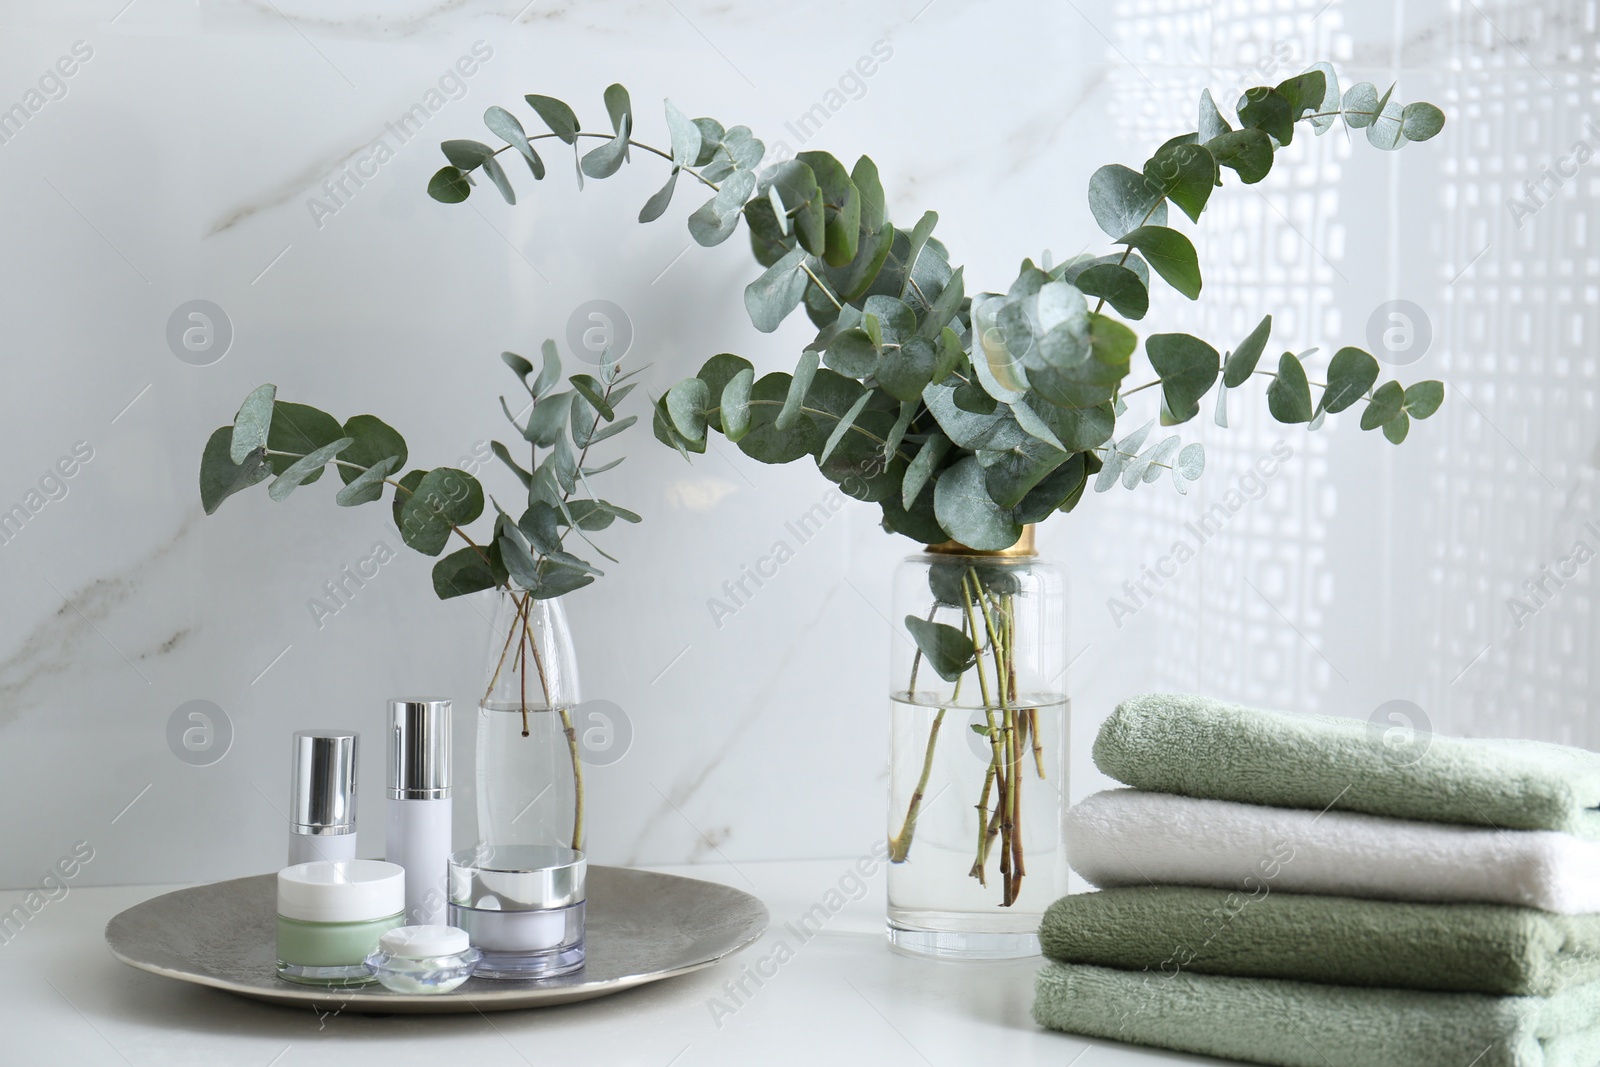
476, 591, 585, 852
886, 526, 1070, 959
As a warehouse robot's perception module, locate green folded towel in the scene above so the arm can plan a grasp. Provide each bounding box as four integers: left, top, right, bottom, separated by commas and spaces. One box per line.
1033, 961, 1600, 1067
1039, 886, 1600, 996
1094, 693, 1600, 837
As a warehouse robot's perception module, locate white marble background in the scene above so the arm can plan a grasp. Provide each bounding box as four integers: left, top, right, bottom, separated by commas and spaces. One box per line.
0, 0, 1594, 889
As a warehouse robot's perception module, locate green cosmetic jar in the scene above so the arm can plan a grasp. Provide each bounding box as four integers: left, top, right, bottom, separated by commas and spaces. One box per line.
276, 860, 406, 985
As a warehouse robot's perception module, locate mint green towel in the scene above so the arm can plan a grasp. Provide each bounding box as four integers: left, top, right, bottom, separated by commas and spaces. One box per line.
1033, 961, 1600, 1067
1094, 694, 1600, 837
1040, 887, 1600, 996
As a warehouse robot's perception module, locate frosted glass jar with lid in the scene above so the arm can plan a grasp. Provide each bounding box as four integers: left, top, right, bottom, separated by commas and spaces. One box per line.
276, 860, 405, 985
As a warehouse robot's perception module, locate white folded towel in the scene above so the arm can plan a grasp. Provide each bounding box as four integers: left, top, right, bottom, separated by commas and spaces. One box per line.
1066, 788, 1600, 914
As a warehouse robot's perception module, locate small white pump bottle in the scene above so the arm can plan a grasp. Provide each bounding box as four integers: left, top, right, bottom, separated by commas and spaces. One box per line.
386, 699, 452, 926
288, 730, 358, 866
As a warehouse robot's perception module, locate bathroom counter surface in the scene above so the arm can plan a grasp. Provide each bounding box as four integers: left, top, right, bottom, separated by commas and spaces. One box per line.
5, 859, 1226, 1066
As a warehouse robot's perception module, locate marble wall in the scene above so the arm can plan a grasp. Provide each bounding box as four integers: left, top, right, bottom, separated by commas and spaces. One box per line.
1, 0, 1595, 889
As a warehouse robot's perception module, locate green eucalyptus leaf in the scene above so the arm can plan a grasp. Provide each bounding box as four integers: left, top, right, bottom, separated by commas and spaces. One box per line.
335, 454, 400, 506
502, 350, 534, 384
639, 168, 679, 223
1361, 380, 1405, 430
818, 392, 871, 466
338, 415, 408, 486
523, 391, 572, 447
1342, 82, 1379, 128
1404, 380, 1445, 418
269, 437, 353, 501
534, 339, 562, 396
775, 350, 820, 431
825, 328, 881, 379
584, 413, 636, 446
1022, 396, 1115, 452
581, 99, 631, 179
903, 435, 951, 509
983, 436, 1069, 509
230, 384, 276, 464
1142, 141, 1217, 223
933, 455, 1022, 551
1146, 333, 1221, 422
923, 379, 1030, 452
1237, 86, 1294, 145
1199, 88, 1231, 142
1223, 314, 1272, 388
743, 195, 791, 265
1383, 409, 1411, 444
721, 367, 755, 442
427, 166, 471, 203
688, 169, 756, 246
665, 378, 710, 444
695, 353, 755, 433
663, 99, 702, 166
1015, 452, 1088, 523
484, 106, 543, 176
878, 335, 940, 403
570, 375, 614, 421
765, 160, 825, 256
1320, 347, 1379, 414
1205, 129, 1274, 184
738, 372, 820, 463
1266, 352, 1314, 423
797, 150, 861, 267
524, 95, 578, 143
1087, 163, 1169, 238
441, 139, 496, 169
904, 614, 977, 683
266, 401, 343, 481
482, 156, 516, 204
433, 543, 506, 599
1368, 95, 1407, 151
397, 468, 485, 556
1275, 70, 1327, 123
1304, 63, 1341, 134
199, 425, 271, 514
1074, 263, 1149, 320
1116, 226, 1201, 299
744, 246, 812, 332
1401, 102, 1445, 142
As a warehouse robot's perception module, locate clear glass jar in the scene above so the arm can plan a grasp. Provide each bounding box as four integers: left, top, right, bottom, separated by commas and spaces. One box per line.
476, 591, 584, 851
886, 528, 1070, 959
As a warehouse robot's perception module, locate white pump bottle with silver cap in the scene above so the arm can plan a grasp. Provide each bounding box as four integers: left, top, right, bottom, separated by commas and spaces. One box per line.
386, 698, 452, 927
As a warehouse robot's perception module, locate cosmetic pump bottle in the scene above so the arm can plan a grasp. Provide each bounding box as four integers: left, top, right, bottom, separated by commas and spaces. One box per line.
386, 698, 452, 926
289, 731, 358, 866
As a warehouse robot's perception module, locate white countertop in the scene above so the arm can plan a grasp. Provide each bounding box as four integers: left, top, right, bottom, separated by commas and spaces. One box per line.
1, 860, 1225, 1066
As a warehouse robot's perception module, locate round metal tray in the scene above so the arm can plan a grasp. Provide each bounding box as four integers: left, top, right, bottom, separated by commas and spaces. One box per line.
105, 866, 768, 1014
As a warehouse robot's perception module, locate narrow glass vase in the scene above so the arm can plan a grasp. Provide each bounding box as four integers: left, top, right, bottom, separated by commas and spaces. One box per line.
886, 527, 1070, 959
476, 590, 585, 852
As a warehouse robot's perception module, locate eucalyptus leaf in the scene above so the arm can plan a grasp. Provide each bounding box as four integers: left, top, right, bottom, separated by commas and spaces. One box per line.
1087, 164, 1168, 239
744, 246, 812, 332
903, 435, 951, 509
524, 95, 579, 143
427, 166, 471, 203
1383, 409, 1411, 444
1073, 263, 1149, 320
1223, 314, 1272, 388
665, 378, 710, 444
482, 156, 516, 204
775, 351, 820, 432
199, 425, 271, 514
335, 454, 400, 506
933, 455, 1022, 551
1401, 102, 1445, 142
1266, 352, 1314, 423
1146, 333, 1221, 422
721, 367, 754, 442
338, 414, 408, 486
1142, 141, 1217, 223
1117, 226, 1202, 299
230, 384, 276, 464
1320, 347, 1379, 414
1205, 129, 1274, 184
664, 99, 702, 166
269, 437, 353, 501
441, 139, 496, 169
904, 614, 977, 683
1403, 380, 1445, 418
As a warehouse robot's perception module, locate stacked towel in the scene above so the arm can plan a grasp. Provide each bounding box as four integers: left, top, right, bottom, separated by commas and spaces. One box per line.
1033, 693, 1600, 1067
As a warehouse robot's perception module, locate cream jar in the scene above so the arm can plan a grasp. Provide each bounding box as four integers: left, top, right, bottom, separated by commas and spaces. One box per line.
447, 845, 585, 979
276, 859, 405, 985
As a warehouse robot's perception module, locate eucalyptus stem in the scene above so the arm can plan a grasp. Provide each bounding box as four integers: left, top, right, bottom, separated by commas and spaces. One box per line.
889, 603, 953, 863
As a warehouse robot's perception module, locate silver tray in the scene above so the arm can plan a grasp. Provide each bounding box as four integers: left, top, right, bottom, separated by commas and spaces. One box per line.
105, 866, 768, 1014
